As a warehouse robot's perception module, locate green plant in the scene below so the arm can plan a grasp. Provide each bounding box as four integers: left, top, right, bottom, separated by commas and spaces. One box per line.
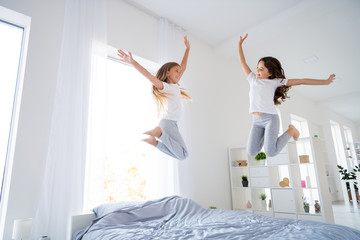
209, 206, 217, 209
255, 152, 266, 161
241, 175, 248, 181
337, 164, 358, 190
259, 193, 267, 200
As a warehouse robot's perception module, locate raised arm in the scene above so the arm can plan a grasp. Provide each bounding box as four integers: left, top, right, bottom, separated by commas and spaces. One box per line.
286, 74, 335, 87
179, 36, 190, 78
117, 49, 164, 90
238, 34, 251, 77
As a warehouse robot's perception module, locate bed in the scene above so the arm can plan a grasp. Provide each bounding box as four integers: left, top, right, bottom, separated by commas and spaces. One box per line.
72, 195, 360, 240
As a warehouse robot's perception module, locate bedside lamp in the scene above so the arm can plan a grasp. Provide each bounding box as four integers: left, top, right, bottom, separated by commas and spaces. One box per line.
12, 218, 32, 240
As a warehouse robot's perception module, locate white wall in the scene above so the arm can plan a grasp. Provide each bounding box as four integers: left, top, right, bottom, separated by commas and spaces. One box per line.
1, 0, 359, 238
277, 90, 359, 201
0, 0, 65, 239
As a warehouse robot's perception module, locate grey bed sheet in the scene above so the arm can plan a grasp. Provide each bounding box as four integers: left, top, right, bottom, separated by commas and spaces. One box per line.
74, 195, 360, 240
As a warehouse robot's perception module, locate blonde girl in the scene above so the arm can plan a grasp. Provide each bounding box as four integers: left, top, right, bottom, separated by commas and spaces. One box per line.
117, 36, 191, 160
238, 34, 335, 157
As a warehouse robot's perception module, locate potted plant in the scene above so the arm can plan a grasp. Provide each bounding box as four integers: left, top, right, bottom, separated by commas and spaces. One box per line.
241, 175, 248, 187
259, 193, 267, 209
337, 164, 359, 201
259, 193, 267, 200
255, 152, 266, 165
303, 197, 310, 213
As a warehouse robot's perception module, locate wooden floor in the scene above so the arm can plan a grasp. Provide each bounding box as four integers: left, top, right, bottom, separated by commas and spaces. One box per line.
332, 200, 360, 230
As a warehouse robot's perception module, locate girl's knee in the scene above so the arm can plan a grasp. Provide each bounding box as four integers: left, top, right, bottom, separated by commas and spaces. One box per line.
178, 152, 188, 160
264, 150, 277, 157
175, 147, 188, 160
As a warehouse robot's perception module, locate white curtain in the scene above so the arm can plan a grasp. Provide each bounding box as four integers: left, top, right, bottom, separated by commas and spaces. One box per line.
146, 18, 191, 198
31, 0, 107, 239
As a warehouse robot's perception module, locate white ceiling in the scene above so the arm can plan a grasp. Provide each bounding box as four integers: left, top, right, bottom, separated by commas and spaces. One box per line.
126, 0, 360, 123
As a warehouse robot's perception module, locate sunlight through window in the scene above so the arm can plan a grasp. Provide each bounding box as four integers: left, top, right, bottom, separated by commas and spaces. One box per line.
85, 54, 160, 210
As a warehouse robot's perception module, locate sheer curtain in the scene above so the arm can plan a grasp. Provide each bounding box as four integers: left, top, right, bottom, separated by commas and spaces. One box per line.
31, 0, 107, 239
146, 18, 191, 198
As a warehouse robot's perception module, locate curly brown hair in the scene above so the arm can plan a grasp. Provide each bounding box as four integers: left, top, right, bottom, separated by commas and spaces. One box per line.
258, 57, 291, 105
152, 62, 191, 114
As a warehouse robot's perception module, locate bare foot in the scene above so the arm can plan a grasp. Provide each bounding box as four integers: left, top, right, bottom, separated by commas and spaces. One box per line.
143, 126, 162, 138
287, 124, 300, 141
142, 136, 158, 147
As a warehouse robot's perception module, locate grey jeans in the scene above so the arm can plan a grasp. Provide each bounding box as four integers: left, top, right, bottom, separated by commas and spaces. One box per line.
247, 113, 291, 157
156, 119, 188, 160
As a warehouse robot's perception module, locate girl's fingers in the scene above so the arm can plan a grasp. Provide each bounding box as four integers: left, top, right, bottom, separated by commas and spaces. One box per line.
117, 49, 131, 59
117, 49, 128, 56
240, 33, 248, 43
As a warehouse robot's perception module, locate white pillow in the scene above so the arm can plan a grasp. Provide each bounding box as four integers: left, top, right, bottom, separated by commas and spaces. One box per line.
93, 200, 144, 218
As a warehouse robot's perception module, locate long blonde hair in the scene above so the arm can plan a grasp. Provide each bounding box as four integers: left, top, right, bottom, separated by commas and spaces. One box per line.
152, 62, 192, 113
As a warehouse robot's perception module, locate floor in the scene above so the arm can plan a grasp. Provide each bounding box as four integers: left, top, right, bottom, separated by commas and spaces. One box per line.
332, 200, 360, 230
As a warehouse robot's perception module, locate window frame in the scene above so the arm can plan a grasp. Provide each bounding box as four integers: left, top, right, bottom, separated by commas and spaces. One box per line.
0, 6, 31, 237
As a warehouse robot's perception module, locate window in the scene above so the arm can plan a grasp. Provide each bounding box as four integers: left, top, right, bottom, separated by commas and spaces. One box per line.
84, 50, 162, 210
343, 126, 356, 169
330, 120, 347, 168
0, 6, 31, 236
0, 18, 23, 202
290, 114, 311, 158
275, 108, 283, 134
290, 114, 318, 203
290, 114, 309, 138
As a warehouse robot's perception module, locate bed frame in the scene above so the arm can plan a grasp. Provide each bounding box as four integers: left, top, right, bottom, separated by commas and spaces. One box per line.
69, 213, 95, 240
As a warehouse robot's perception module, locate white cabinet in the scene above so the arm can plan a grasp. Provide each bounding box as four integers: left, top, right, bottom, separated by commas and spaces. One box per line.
228, 137, 334, 223
272, 188, 296, 213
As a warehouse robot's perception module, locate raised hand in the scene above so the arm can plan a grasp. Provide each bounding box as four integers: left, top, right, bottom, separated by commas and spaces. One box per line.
326, 74, 336, 85
117, 49, 134, 65
239, 34, 248, 47
184, 35, 190, 50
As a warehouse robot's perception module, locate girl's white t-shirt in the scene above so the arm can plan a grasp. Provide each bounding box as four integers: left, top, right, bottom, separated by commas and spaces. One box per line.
159, 82, 183, 121
247, 72, 288, 114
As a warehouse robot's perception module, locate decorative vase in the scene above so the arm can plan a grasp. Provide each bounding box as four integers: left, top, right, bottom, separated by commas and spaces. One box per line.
261, 200, 267, 210
304, 206, 309, 213
246, 200, 252, 209
242, 180, 248, 187
314, 200, 321, 213
301, 180, 306, 188
268, 199, 272, 208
